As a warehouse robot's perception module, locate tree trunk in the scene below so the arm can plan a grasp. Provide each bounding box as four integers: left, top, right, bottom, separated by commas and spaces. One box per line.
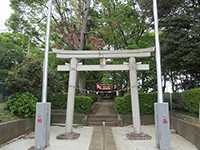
78, 0, 91, 93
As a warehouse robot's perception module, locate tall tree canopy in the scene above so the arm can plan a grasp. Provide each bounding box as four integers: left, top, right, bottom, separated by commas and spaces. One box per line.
7, 0, 148, 50
137, 0, 200, 91
6, 0, 200, 92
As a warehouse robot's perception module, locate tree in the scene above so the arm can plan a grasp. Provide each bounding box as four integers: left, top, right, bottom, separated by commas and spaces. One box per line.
160, 0, 200, 91
7, 0, 158, 93
137, 0, 200, 91
90, 0, 147, 49
6, 57, 67, 99
8, 0, 98, 49
0, 32, 29, 82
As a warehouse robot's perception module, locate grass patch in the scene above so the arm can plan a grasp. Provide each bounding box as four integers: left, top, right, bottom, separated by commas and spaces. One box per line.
0, 102, 18, 123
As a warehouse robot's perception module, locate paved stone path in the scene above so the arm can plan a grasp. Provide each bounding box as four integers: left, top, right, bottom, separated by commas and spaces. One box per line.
89, 127, 117, 150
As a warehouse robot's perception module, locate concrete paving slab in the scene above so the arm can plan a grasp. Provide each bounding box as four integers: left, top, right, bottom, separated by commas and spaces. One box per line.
0, 126, 93, 150
112, 125, 198, 150
89, 127, 117, 150
0, 125, 198, 150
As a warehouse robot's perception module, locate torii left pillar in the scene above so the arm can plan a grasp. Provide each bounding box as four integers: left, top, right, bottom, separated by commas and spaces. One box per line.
129, 57, 141, 134
57, 58, 80, 139
66, 58, 78, 133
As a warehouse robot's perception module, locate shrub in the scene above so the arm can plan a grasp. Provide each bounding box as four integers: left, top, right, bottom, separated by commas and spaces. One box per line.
139, 93, 156, 114
88, 94, 98, 102
7, 92, 37, 117
48, 93, 67, 109
48, 93, 96, 111
75, 96, 95, 113
115, 93, 156, 115
115, 96, 131, 114
182, 88, 200, 114
78, 94, 98, 102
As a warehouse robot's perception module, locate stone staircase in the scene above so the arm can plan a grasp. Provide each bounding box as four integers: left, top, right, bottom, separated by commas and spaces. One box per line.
87, 101, 122, 126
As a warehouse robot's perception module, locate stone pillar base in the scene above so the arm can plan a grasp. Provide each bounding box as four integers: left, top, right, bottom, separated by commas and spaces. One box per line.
27, 146, 47, 150
56, 132, 80, 140
126, 132, 152, 140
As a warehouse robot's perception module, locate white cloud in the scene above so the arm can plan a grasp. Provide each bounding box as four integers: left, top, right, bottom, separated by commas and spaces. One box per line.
0, 0, 12, 32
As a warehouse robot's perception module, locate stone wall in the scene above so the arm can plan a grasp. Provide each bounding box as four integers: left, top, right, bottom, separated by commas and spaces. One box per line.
0, 119, 34, 145
119, 114, 154, 126
51, 110, 87, 125
171, 113, 200, 149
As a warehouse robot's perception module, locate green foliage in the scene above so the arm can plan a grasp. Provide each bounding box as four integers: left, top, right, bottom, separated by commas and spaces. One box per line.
0, 32, 29, 52
115, 93, 156, 114
0, 102, 18, 122
48, 93, 67, 109
0, 32, 27, 82
137, 0, 200, 91
6, 0, 156, 92
75, 96, 95, 113
137, 93, 157, 115
6, 57, 67, 98
49, 94, 96, 112
160, 0, 200, 91
115, 96, 131, 114
87, 94, 98, 102
182, 88, 200, 114
7, 92, 37, 117
91, 0, 147, 49
6, 58, 42, 97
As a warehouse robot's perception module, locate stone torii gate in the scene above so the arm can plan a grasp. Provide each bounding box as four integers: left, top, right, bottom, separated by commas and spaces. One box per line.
53, 47, 154, 138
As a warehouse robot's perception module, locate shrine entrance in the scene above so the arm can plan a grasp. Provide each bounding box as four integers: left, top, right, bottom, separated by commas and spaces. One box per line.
34, 0, 171, 149
53, 47, 154, 138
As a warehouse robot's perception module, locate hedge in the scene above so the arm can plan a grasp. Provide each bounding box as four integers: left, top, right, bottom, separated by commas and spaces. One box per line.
115, 96, 131, 114
115, 93, 157, 115
49, 94, 96, 113
181, 88, 200, 114
75, 96, 95, 113
6, 92, 96, 116
48, 93, 67, 109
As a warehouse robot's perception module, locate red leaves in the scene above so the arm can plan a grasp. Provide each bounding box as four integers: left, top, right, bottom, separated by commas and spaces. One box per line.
89, 36, 105, 49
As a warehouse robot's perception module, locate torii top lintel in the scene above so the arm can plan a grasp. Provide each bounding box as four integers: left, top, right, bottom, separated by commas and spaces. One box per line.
53, 47, 154, 59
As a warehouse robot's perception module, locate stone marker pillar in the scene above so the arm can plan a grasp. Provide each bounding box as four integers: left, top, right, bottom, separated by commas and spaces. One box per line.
129, 57, 141, 134
35, 102, 51, 150
155, 103, 171, 150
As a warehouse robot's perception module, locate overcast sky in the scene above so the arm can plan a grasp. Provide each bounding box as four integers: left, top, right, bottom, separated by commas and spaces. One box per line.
0, 0, 12, 32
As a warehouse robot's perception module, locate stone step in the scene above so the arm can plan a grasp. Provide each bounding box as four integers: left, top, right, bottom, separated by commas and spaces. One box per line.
87, 117, 118, 121
88, 115, 118, 122
87, 120, 120, 126
88, 115, 117, 119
